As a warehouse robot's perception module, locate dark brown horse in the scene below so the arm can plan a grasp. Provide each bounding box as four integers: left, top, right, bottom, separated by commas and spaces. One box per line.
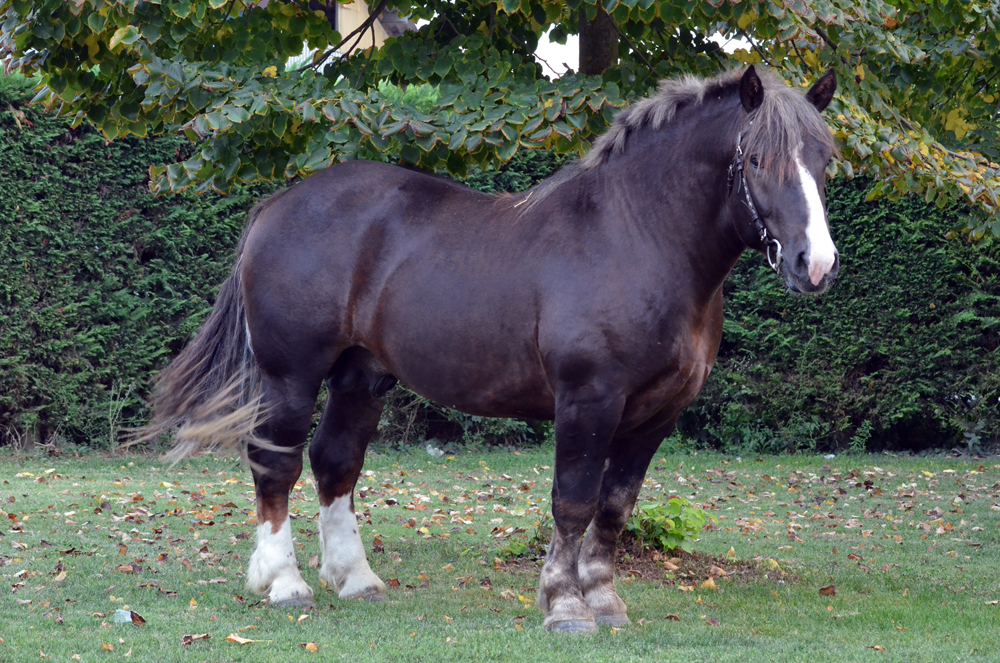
145, 66, 838, 633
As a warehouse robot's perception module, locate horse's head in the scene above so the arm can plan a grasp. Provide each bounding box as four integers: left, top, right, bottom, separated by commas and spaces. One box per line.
733, 66, 839, 294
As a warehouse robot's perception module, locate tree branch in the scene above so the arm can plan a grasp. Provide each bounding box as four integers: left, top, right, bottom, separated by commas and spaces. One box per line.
813, 25, 850, 66
792, 42, 814, 74
614, 23, 656, 78
354, 23, 377, 88
295, 0, 390, 73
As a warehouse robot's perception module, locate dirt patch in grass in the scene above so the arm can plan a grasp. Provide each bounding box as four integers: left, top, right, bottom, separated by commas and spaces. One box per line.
615, 545, 794, 588
495, 541, 794, 591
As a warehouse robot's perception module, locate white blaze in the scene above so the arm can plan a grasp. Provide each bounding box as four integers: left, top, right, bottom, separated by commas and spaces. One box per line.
319, 495, 386, 599
246, 516, 313, 603
796, 155, 837, 285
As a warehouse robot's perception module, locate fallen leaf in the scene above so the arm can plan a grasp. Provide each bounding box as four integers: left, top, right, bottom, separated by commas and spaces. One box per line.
297, 614, 309, 624
499, 589, 516, 600
181, 634, 209, 645
225, 633, 254, 645
868, 645, 885, 652
701, 578, 717, 591
308, 554, 320, 569
301, 641, 319, 652
663, 561, 680, 571
101, 643, 114, 651
819, 585, 836, 596
709, 565, 728, 577
706, 618, 721, 627
665, 613, 681, 621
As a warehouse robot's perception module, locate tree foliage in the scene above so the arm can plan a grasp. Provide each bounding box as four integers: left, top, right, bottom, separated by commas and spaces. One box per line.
3, 0, 1000, 236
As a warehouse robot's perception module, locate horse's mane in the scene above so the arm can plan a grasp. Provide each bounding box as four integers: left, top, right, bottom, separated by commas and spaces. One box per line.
511, 68, 834, 213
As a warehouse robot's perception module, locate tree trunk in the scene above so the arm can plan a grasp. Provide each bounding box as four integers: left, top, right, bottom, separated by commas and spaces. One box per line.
578, 6, 618, 76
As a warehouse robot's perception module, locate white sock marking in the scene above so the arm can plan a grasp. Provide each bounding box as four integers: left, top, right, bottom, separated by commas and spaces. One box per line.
246, 516, 312, 602
796, 155, 837, 285
319, 495, 386, 598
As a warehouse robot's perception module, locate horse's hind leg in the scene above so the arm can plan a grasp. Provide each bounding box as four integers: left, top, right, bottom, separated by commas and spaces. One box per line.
308, 382, 387, 601
245, 375, 320, 607
578, 426, 671, 626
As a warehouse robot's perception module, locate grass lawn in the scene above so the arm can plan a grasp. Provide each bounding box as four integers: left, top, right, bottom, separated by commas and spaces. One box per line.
1, 444, 998, 662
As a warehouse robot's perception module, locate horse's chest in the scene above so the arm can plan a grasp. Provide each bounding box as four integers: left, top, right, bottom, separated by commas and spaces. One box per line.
620, 310, 723, 432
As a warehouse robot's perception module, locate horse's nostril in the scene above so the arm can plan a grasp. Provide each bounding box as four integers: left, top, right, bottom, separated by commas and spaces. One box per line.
796, 251, 809, 273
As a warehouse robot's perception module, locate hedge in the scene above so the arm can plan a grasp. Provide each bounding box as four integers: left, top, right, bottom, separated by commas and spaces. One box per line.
1, 71, 997, 452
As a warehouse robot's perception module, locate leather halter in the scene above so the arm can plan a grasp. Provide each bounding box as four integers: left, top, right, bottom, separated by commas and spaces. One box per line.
727, 130, 783, 273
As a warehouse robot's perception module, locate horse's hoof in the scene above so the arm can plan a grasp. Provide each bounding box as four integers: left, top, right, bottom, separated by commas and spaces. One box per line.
595, 614, 631, 627
545, 618, 598, 634
270, 595, 316, 608
358, 590, 386, 603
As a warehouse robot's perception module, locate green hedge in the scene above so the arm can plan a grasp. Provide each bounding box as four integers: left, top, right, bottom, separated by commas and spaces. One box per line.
1, 71, 997, 451
682, 178, 999, 453
0, 73, 279, 447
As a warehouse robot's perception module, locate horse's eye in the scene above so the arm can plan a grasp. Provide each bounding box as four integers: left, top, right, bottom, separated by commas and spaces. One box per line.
750, 156, 759, 168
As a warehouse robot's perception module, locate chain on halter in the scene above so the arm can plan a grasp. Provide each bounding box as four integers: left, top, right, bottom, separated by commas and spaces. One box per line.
727, 130, 783, 273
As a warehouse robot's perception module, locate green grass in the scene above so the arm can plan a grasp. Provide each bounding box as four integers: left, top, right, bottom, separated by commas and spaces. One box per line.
1, 445, 998, 662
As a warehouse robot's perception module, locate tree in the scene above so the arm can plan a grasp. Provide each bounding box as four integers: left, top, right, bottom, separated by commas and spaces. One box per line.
2, 0, 999, 237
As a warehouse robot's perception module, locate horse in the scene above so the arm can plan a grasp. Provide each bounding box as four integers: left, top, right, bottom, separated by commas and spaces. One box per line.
143, 65, 839, 633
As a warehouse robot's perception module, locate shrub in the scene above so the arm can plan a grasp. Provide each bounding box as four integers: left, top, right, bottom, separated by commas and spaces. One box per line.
0, 71, 279, 446
623, 498, 712, 554
680, 178, 999, 453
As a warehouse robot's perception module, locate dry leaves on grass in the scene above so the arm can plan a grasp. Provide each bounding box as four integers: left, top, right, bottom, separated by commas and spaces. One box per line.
300, 641, 319, 652
180, 634, 209, 645
819, 585, 837, 596
225, 633, 272, 645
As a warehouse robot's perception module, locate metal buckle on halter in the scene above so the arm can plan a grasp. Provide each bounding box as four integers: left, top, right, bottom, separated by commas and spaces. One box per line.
765, 237, 783, 272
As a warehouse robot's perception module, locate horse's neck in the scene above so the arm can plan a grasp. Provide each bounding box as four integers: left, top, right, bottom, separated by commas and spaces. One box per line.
599, 104, 748, 298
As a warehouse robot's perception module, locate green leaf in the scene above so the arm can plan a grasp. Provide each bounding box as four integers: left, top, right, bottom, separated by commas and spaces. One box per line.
109, 25, 140, 49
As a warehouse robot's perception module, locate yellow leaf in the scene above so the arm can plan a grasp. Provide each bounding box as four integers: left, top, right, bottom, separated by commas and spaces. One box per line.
701, 578, 717, 590
737, 11, 754, 29
225, 633, 254, 645
855, 64, 865, 81
304, 641, 319, 652
54, 571, 67, 583
263, 66, 278, 78
945, 109, 975, 139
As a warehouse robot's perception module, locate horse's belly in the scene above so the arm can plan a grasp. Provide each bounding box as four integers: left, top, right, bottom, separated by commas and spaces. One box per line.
372, 319, 555, 420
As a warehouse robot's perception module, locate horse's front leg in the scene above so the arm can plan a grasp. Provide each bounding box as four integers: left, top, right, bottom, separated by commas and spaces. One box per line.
538, 384, 625, 634
309, 387, 387, 601
578, 425, 672, 626
245, 379, 317, 607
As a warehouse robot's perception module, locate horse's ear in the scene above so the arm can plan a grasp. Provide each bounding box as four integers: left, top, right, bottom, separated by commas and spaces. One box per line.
739, 66, 764, 114
806, 69, 837, 112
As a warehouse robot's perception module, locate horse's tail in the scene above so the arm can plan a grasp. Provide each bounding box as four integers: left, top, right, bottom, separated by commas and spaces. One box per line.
134, 199, 279, 462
